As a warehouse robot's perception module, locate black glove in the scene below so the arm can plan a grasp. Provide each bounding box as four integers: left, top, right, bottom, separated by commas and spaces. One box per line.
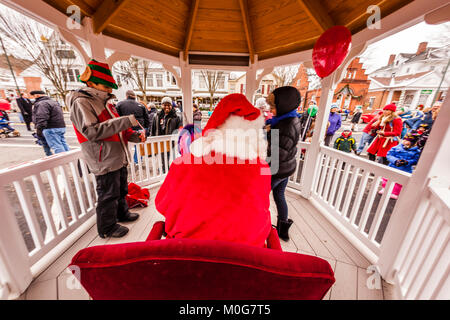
401, 160, 408, 166
395, 160, 402, 167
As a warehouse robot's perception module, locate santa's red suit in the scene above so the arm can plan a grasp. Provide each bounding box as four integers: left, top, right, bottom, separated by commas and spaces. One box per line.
155, 94, 272, 248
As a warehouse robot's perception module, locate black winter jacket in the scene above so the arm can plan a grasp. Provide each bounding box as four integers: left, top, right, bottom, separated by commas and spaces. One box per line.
116, 97, 149, 131
16, 97, 33, 121
33, 96, 66, 131
152, 108, 181, 136
267, 116, 301, 180
147, 108, 157, 136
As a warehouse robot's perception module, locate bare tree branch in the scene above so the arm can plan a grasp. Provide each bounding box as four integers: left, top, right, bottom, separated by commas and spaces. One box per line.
200, 70, 224, 108
272, 65, 300, 87
0, 9, 77, 105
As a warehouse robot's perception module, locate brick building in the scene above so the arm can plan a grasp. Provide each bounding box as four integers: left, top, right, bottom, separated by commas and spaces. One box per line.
291, 57, 371, 113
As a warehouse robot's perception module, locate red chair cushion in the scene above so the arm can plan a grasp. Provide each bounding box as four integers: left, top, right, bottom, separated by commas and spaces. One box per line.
69, 238, 335, 300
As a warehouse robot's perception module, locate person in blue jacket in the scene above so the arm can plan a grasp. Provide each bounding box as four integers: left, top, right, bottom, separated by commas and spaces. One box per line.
380, 134, 421, 199
324, 104, 342, 146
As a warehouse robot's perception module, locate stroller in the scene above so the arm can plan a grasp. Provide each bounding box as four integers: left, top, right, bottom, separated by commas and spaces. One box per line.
0, 110, 21, 139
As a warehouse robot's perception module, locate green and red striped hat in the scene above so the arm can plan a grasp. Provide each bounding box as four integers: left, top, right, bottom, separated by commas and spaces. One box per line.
78, 59, 118, 90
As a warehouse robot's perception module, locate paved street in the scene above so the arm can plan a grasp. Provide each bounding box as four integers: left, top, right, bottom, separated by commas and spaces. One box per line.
0, 113, 80, 170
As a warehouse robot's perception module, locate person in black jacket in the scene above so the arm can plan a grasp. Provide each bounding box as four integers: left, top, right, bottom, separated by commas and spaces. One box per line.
16, 93, 33, 131
152, 97, 182, 136
31, 90, 69, 155
266, 86, 301, 241
152, 97, 182, 173
116, 90, 150, 132
146, 102, 158, 136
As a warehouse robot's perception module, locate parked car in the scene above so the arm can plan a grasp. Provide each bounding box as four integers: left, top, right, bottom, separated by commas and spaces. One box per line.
361, 109, 382, 123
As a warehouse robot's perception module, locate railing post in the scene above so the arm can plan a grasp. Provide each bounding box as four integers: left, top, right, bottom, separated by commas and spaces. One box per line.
0, 189, 33, 299
377, 88, 450, 283
300, 73, 337, 198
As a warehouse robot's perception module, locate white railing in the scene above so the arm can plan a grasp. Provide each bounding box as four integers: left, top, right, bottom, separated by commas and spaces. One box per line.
129, 135, 180, 187
0, 134, 178, 299
0, 150, 97, 299
287, 141, 311, 194
391, 177, 450, 300
305, 146, 411, 262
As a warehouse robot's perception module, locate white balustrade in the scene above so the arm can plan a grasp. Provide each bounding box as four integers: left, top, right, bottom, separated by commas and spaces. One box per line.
129, 135, 180, 187
292, 145, 411, 262
287, 141, 310, 195
0, 150, 97, 299
391, 177, 449, 300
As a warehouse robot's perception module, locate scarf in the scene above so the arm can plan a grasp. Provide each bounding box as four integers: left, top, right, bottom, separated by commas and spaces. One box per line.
265, 109, 298, 127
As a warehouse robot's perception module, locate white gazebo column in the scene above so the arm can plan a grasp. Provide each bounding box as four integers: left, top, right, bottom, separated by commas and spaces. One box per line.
180, 53, 193, 125
301, 73, 337, 198
398, 89, 406, 107
245, 56, 258, 104
377, 88, 450, 283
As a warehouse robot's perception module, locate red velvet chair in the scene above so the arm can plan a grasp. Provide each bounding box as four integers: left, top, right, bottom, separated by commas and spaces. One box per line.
69, 222, 335, 300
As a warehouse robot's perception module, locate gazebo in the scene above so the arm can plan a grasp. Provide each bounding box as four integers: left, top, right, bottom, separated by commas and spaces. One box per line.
0, 0, 449, 300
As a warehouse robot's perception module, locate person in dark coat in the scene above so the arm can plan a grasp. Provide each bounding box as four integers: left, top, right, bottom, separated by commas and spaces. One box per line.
266, 86, 301, 242
324, 104, 342, 146
16, 93, 33, 131
146, 102, 158, 136
152, 97, 182, 136
116, 90, 150, 132
152, 97, 182, 173
31, 90, 69, 155
350, 105, 363, 131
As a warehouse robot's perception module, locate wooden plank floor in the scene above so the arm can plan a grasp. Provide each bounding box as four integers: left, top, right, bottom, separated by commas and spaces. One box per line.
20, 186, 392, 300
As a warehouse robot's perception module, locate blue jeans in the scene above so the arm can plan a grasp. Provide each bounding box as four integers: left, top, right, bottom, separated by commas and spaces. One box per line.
43, 128, 70, 154
357, 132, 375, 154
271, 177, 289, 222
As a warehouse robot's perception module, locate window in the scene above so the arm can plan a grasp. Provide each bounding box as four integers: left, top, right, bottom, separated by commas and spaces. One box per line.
218, 77, 225, 90
74, 69, 80, 79
368, 97, 375, 110
147, 74, 154, 87
156, 74, 163, 87
67, 69, 75, 82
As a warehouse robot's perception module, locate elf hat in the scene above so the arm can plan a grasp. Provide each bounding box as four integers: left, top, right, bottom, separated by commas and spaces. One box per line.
202, 93, 261, 136
78, 59, 118, 90
383, 103, 397, 112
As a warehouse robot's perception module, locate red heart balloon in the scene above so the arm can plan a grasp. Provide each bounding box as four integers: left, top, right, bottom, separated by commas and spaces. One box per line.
313, 26, 352, 78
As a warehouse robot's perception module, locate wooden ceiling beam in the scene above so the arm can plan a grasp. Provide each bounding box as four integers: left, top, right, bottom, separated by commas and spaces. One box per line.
93, 0, 130, 34
65, 0, 95, 16
297, 0, 334, 33
183, 0, 200, 61
238, 0, 255, 64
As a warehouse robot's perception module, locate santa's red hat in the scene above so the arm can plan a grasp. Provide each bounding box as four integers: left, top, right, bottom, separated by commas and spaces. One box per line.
190, 93, 266, 160
202, 94, 261, 135
383, 103, 397, 112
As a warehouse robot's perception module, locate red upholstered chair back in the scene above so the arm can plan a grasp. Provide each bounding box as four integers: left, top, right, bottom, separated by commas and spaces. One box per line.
69, 238, 335, 300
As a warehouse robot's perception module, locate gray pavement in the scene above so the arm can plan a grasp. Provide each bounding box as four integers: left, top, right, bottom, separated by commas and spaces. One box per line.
0, 113, 79, 170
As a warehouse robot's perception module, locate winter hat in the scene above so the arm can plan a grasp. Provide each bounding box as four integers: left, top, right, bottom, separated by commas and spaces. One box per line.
404, 133, 419, 144
272, 86, 301, 116
383, 103, 397, 112
255, 97, 269, 111
342, 125, 352, 132
79, 59, 118, 90
202, 93, 261, 136
162, 97, 173, 105
330, 103, 338, 110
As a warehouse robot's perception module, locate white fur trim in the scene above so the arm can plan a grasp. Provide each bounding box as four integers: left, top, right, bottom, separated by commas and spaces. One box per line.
190, 115, 267, 160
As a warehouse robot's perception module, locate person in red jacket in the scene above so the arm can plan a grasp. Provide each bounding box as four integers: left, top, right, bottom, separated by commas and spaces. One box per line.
367, 104, 403, 165
355, 111, 383, 155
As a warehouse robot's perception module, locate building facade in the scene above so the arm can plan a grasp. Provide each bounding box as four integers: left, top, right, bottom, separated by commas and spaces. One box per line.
291, 57, 371, 112
367, 42, 449, 110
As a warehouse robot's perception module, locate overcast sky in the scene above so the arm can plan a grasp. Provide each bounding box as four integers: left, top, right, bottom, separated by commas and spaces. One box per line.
0, 3, 448, 76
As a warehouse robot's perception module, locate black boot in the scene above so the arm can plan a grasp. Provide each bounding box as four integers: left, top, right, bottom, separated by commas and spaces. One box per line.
277, 219, 293, 242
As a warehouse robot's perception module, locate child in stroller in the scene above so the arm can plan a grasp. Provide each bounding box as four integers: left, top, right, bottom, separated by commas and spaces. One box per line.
0, 110, 21, 138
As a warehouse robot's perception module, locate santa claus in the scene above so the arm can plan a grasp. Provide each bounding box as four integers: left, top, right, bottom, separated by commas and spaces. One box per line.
155, 93, 272, 248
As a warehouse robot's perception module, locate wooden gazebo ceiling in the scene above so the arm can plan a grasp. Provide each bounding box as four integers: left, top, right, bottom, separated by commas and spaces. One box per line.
44, 0, 413, 62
